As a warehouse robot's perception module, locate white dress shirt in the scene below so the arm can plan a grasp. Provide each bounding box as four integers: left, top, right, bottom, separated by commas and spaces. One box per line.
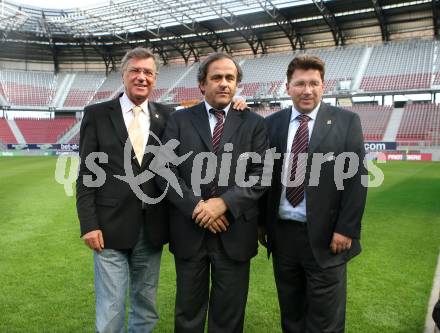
278, 103, 320, 222
204, 101, 231, 135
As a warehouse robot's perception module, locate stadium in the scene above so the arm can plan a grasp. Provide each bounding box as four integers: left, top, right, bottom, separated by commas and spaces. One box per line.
0, 0, 439, 332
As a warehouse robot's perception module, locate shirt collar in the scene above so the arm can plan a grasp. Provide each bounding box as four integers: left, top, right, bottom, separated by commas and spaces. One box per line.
120, 93, 149, 114
204, 100, 231, 118
290, 102, 320, 123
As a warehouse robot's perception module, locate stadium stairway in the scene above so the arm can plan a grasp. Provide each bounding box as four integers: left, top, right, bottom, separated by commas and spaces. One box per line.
0, 91, 7, 106
383, 108, 404, 141
352, 46, 373, 91
57, 120, 81, 144
159, 65, 195, 103
53, 74, 75, 108
7, 119, 25, 144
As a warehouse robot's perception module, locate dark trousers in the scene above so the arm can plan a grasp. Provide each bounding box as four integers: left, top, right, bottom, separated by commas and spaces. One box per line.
272, 220, 347, 333
174, 232, 250, 333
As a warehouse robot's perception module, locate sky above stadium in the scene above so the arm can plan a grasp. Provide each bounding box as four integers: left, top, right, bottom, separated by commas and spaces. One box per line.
14, 0, 108, 9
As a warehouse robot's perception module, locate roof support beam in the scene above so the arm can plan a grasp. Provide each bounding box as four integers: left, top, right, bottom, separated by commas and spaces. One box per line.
312, 0, 345, 46
433, 0, 439, 37
205, 1, 266, 55
134, 11, 199, 64
39, 11, 60, 73
371, 0, 389, 41
158, 0, 230, 55
255, 0, 304, 50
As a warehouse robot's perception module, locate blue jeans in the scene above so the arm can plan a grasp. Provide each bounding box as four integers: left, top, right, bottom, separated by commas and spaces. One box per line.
93, 226, 162, 333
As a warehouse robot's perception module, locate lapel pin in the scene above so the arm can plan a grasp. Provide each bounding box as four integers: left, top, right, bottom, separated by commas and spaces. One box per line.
155, 114, 159, 118
327, 120, 332, 125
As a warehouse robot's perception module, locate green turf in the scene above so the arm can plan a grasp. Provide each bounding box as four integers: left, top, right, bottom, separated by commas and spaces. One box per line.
0, 157, 439, 332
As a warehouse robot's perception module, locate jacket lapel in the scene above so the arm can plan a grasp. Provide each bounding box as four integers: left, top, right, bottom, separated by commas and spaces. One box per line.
140, 101, 163, 169
108, 97, 139, 167
190, 103, 213, 151
108, 98, 128, 147
219, 109, 244, 149
277, 107, 293, 153
308, 103, 334, 154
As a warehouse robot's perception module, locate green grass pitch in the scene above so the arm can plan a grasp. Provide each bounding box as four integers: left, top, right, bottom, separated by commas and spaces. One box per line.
0, 157, 439, 332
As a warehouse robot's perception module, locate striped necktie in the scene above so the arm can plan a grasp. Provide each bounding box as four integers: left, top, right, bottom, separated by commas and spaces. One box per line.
209, 108, 225, 197
286, 114, 311, 207
210, 108, 225, 154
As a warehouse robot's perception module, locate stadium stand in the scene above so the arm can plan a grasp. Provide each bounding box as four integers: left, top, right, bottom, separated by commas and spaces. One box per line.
238, 53, 292, 99
14, 118, 77, 143
360, 40, 434, 92
0, 81, 6, 99
0, 38, 439, 148
0, 39, 439, 109
0, 118, 17, 144
345, 105, 393, 141
160, 64, 202, 103
307, 46, 365, 93
397, 103, 440, 144
254, 105, 282, 118
63, 73, 105, 107
68, 131, 80, 145
90, 72, 123, 104
0, 70, 56, 106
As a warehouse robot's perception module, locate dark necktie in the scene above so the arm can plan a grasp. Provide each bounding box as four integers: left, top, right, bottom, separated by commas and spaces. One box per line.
210, 108, 225, 154
286, 114, 311, 207
209, 108, 225, 197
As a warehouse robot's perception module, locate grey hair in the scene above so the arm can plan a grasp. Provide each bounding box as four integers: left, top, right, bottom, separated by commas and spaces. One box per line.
120, 47, 159, 73
197, 52, 243, 84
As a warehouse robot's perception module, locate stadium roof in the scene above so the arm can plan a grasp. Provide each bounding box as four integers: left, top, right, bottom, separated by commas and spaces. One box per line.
0, 0, 438, 69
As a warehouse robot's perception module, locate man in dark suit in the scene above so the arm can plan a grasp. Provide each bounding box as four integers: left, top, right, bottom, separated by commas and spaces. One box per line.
260, 55, 367, 332
76, 47, 173, 333
157, 53, 268, 333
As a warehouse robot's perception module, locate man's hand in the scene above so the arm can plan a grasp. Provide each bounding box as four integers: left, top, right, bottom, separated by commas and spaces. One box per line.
232, 97, 248, 111
258, 226, 268, 248
82, 230, 104, 252
330, 232, 352, 254
206, 215, 230, 234
192, 198, 227, 226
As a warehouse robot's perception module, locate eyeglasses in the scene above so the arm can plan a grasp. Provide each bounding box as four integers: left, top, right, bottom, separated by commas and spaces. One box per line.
291, 80, 322, 89
127, 67, 157, 78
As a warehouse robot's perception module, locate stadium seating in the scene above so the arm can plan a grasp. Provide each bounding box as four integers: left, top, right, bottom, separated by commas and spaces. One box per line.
1, 38, 439, 147
0, 82, 6, 99
307, 46, 364, 93
396, 103, 440, 143
15, 118, 77, 143
154, 64, 196, 103
0, 70, 56, 106
0, 118, 17, 143
68, 131, 80, 145
360, 39, 433, 92
345, 105, 393, 140
254, 105, 282, 118
63, 73, 105, 107
90, 72, 122, 104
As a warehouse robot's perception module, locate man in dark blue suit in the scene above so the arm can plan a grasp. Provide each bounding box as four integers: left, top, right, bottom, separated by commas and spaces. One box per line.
260, 55, 368, 333
157, 53, 268, 333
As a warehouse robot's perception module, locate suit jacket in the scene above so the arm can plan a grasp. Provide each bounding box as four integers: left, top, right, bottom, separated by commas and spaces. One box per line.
156, 102, 269, 262
76, 96, 174, 250
263, 103, 367, 268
